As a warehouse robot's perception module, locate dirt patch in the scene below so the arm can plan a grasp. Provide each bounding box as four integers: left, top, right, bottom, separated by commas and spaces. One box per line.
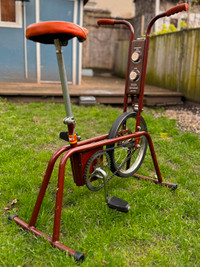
163, 105, 200, 134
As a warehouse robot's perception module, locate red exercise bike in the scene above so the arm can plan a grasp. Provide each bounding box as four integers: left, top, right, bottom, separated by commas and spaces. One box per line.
9, 3, 188, 262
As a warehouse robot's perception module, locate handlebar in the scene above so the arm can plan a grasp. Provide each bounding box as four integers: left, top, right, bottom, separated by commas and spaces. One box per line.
98, 3, 188, 29
97, 3, 188, 40
97, 19, 115, 26
97, 3, 189, 115
98, 19, 134, 40
165, 3, 188, 17
145, 3, 188, 36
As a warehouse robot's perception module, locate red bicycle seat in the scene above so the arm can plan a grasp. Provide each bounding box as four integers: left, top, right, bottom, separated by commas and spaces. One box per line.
26, 21, 88, 44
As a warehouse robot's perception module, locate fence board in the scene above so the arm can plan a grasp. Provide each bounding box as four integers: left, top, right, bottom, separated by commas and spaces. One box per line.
115, 29, 200, 102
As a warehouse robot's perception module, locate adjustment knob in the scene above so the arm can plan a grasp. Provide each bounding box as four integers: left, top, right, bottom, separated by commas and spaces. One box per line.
131, 51, 140, 62
129, 71, 139, 81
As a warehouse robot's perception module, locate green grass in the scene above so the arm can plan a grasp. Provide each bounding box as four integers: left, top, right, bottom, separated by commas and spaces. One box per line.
0, 99, 200, 266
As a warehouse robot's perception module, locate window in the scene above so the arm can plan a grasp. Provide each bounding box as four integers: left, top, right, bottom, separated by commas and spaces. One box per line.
1, 0, 15, 22
0, 0, 22, 28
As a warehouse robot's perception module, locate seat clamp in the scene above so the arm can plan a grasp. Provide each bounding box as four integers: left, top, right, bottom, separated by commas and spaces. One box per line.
63, 117, 75, 125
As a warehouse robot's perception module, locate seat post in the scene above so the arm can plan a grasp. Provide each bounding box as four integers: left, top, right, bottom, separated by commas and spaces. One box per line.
54, 39, 73, 120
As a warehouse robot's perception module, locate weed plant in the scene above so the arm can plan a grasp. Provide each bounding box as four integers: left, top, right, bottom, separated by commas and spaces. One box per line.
0, 99, 200, 266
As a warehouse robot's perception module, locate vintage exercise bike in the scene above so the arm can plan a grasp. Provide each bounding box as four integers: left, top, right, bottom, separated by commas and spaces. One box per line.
9, 3, 188, 262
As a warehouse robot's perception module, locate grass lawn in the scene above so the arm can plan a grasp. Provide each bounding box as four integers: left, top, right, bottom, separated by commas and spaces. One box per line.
0, 99, 200, 266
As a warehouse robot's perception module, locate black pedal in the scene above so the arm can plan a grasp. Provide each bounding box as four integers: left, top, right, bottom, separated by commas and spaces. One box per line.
107, 196, 130, 213
59, 132, 81, 142
59, 132, 69, 141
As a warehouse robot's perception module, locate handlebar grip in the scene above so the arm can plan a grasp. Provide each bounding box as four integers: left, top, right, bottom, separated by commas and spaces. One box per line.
165, 3, 188, 17
97, 19, 115, 26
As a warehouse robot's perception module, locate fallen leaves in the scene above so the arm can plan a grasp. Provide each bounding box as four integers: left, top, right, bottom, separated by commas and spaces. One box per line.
4, 199, 19, 211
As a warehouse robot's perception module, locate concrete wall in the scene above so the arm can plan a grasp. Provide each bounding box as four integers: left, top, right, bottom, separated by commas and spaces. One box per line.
114, 40, 129, 78
84, 0, 135, 19
114, 29, 200, 103
83, 9, 130, 71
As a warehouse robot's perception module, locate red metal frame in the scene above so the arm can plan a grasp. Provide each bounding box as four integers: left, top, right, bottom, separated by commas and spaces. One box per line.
12, 131, 176, 259
12, 3, 188, 261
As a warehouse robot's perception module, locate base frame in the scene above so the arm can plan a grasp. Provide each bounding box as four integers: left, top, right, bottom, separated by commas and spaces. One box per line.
11, 131, 177, 261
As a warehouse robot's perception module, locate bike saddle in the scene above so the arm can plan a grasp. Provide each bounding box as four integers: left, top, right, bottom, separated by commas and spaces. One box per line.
26, 21, 88, 44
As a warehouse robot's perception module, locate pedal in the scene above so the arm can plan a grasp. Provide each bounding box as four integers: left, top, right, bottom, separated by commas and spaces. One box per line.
59, 132, 81, 142
107, 196, 130, 213
59, 131, 69, 141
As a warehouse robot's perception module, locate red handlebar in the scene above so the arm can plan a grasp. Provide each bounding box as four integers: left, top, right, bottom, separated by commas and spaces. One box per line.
98, 3, 188, 28
165, 3, 188, 17
98, 3, 188, 41
97, 19, 115, 25
97, 19, 134, 39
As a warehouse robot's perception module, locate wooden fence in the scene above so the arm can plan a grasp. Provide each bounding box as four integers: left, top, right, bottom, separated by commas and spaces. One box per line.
115, 28, 200, 102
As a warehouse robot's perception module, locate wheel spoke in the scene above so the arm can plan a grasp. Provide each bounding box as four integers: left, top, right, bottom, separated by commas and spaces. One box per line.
107, 112, 148, 177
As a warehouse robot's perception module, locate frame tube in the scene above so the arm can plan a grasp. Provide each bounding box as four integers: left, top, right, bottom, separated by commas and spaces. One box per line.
13, 131, 176, 260
29, 145, 70, 227
54, 39, 73, 119
12, 6, 188, 259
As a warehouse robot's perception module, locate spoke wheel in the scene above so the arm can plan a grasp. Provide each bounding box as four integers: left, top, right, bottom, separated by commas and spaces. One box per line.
107, 111, 147, 177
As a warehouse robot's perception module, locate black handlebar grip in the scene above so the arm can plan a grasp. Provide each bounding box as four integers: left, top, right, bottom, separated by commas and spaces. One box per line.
165, 3, 188, 17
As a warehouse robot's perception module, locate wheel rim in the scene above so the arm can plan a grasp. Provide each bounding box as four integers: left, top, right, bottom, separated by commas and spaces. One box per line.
111, 114, 147, 176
